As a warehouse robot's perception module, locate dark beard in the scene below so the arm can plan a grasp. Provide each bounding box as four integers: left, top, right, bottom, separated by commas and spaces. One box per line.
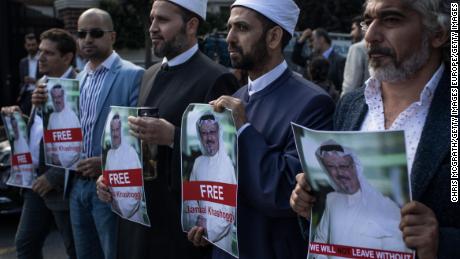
229, 34, 269, 70
153, 25, 187, 59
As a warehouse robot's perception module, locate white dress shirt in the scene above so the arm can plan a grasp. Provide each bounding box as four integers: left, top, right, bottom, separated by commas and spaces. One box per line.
322, 46, 334, 59
361, 64, 445, 173
162, 44, 199, 67
237, 60, 288, 135
26, 53, 39, 91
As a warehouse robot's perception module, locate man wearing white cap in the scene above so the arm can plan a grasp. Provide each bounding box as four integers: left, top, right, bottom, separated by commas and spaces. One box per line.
199, 0, 334, 258
96, 0, 238, 258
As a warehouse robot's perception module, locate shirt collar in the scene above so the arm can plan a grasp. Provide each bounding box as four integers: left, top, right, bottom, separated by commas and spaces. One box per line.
364, 63, 445, 107
247, 60, 288, 96
28, 53, 39, 61
322, 46, 334, 59
84, 51, 118, 73
162, 44, 199, 67
61, 66, 73, 78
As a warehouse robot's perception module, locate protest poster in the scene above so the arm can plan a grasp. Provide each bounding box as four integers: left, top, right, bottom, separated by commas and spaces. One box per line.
102, 106, 150, 227
292, 123, 415, 259
1, 112, 35, 188
181, 104, 239, 258
42, 77, 82, 169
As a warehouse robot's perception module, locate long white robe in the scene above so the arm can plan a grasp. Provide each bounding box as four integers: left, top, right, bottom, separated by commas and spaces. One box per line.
185, 149, 237, 253
105, 142, 143, 222
47, 106, 81, 168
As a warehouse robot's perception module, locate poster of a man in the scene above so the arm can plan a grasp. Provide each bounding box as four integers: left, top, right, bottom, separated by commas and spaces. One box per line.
43, 78, 81, 169
181, 104, 238, 257
291, 124, 414, 259
1, 112, 35, 188
102, 107, 150, 226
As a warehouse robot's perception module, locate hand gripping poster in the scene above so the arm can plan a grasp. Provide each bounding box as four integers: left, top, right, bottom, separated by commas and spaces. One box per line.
1, 112, 36, 188
291, 124, 415, 259
181, 104, 239, 258
102, 106, 150, 226
42, 77, 82, 169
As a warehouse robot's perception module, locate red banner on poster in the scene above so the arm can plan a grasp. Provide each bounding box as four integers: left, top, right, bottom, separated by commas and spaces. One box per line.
11, 153, 32, 166
309, 242, 414, 259
183, 181, 237, 207
44, 128, 83, 143
103, 169, 143, 187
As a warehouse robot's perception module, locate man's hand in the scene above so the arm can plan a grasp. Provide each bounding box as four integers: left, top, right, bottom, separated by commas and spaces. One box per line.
187, 226, 210, 247
96, 175, 112, 203
1, 106, 22, 116
31, 83, 48, 107
128, 116, 175, 146
210, 96, 247, 129
400, 201, 438, 259
290, 173, 316, 220
298, 28, 312, 44
32, 175, 53, 197
76, 156, 102, 178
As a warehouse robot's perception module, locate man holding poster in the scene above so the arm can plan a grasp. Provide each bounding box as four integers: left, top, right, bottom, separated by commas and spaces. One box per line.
184, 113, 236, 254
46, 83, 81, 168
104, 113, 145, 224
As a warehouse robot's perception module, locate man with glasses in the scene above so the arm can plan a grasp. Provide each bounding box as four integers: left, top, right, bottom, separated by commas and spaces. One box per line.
33, 8, 143, 259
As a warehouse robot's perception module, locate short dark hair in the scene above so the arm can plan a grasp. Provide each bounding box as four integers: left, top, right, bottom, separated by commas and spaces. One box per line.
40, 28, 76, 58
314, 28, 331, 45
351, 16, 363, 27
24, 33, 37, 42
309, 56, 330, 83
254, 12, 292, 50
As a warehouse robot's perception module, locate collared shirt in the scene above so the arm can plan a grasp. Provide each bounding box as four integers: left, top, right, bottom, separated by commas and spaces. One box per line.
29, 66, 74, 168
162, 44, 199, 67
80, 51, 118, 157
361, 64, 445, 172
26, 53, 39, 91
322, 46, 334, 59
237, 60, 288, 135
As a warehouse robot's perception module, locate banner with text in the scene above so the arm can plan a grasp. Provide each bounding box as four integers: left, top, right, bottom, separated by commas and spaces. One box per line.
181, 104, 239, 258
1, 112, 36, 188
292, 124, 414, 259
42, 77, 82, 169
102, 106, 150, 227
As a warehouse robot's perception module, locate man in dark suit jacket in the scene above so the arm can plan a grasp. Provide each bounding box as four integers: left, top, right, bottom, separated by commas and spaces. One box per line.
290, 0, 459, 258
18, 33, 40, 116
96, 1, 238, 258
292, 28, 345, 93
4, 28, 78, 259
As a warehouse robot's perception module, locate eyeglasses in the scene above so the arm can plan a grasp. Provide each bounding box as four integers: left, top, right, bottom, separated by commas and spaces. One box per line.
77, 29, 113, 39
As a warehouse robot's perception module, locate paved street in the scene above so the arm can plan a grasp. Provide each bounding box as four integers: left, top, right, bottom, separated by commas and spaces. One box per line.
0, 214, 66, 259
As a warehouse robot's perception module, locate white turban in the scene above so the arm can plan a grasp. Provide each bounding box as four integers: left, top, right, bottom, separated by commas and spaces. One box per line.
231, 0, 300, 36
169, 0, 208, 20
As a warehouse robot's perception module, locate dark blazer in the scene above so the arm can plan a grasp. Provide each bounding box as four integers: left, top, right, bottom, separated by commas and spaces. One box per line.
19, 56, 40, 95
27, 68, 78, 211
291, 42, 345, 92
334, 68, 460, 258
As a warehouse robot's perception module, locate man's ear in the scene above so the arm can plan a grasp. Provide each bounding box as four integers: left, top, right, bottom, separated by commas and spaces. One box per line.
266, 26, 283, 50
186, 17, 200, 37
63, 52, 74, 67
430, 28, 449, 48
110, 31, 117, 45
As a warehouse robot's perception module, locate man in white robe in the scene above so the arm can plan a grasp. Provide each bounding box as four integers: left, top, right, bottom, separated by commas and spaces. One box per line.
313, 141, 410, 257
47, 84, 81, 168
105, 114, 144, 223
185, 114, 236, 253
10, 115, 34, 186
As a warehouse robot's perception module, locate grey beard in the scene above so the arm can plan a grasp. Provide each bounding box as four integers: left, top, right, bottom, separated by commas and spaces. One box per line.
369, 36, 430, 83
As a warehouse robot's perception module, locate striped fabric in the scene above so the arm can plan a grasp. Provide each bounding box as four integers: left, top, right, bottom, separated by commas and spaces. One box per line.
79, 67, 108, 157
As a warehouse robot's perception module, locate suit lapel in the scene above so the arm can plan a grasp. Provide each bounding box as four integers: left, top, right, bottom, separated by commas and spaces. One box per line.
138, 64, 161, 106
410, 70, 450, 200
95, 56, 121, 123
345, 91, 368, 130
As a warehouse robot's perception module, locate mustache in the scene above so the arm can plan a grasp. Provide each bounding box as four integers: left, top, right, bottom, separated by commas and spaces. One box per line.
368, 46, 395, 57
228, 43, 243, 54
